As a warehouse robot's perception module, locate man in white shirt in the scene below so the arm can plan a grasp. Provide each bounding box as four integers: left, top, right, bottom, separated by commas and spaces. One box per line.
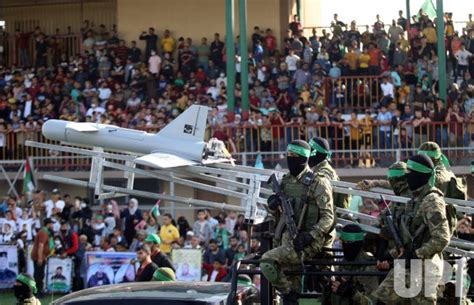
98, 82, 112, 104
206, 79, 219, 100
148, 50, 162, 77
17, 209, 35, 241
6, 196, 22, 219
225, 211, 237, 236
285, 49, 300, 76
380, 77, 395, 107
454, 43, 472, 82
216, 73, 227, 90
45, 188, 65, 218
86, 103, 106, 118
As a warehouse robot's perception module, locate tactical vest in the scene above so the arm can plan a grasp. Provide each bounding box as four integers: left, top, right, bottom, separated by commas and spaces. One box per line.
281, 171, 319, 233
274, 171, 319, 240
398, 188, 452, 252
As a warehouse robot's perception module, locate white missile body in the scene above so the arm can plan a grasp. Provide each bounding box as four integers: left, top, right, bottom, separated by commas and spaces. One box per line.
42, 105, 230, 169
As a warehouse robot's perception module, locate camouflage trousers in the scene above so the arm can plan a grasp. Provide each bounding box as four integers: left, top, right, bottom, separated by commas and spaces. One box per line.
261, 231, 335, 294
372, 258, 443, 305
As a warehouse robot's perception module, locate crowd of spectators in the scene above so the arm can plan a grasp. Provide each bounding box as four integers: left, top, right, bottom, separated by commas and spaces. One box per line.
0, 11, 473, 164
0, 188, 258, 294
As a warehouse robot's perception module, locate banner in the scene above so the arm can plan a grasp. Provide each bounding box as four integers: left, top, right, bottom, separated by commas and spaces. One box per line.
46, 257, 73, 293
0, 245, 18, 289
85, 252, 137, 288
172, 249, 202, 282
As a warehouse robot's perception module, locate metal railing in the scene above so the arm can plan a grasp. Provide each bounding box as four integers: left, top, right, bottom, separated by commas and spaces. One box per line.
209, 121, 473, 167
2, 33, 83, 67
323, 75, 382, 110
0, 121, 472, 169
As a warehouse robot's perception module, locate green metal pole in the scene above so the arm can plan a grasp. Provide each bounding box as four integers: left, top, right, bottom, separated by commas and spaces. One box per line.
226, 0, 236, 121
239, 0, 250, 120
406, 0, 411, 28
436, 0, 447, 102
296, 0, 301, 22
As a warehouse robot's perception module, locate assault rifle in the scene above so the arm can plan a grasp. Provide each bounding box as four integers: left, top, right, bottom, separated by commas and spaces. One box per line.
380, 195, 405, 256
268, 174, 298, 240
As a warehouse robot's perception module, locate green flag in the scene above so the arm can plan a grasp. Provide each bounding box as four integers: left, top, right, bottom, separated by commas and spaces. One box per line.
418, 0, 437, 19
22, 160, 35, 194
150, 200, 160, 220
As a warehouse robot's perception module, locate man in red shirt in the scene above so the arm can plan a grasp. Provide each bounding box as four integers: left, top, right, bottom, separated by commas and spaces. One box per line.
31, 218, 54, 297
113, 40, 130, 63
59, 220, 79, 257
15, 29, 32, 67
368, 43, 381, 76
203, 258, 228, 282
264, 29, 277, 56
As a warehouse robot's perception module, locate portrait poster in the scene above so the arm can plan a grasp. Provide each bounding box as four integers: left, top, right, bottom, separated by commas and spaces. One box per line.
85, 251, 137, 288
172, 249, 202, 282
46, 256, 73, 293
0, 245, 18, 289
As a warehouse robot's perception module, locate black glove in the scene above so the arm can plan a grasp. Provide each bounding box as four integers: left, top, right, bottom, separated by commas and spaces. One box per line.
267, 194, 280, 211
293, 231, 314, 252
399, 248, 418, 269
336, 280, 355, 298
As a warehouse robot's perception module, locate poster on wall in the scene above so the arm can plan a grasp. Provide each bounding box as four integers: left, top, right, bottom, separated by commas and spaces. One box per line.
85, 252, 137, 288
46, 257, 73, 293
0, 245, 18, 289
172, 249, 202, 282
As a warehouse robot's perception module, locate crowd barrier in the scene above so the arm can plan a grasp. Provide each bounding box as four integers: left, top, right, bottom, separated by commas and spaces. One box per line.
0, 121, 472, 170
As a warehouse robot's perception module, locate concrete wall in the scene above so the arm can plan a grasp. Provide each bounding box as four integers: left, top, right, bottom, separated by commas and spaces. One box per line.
117, 0, 287, 52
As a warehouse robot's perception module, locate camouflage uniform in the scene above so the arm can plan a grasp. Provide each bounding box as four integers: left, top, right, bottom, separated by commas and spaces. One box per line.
311, 159, 350, 209
327, 250, 379, 305
261, 166, 335, 294
357, 161, 411, 197
372, 184, 451, 304
418, 142, 467, 200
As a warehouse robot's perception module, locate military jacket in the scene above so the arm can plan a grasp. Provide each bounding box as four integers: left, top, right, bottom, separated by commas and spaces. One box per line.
435, 166, 467, 200
397, 185, 450, 259
280, 166, 335, 241
311, 160, 350, 209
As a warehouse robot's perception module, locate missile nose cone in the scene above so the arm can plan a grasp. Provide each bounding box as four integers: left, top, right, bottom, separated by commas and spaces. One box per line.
42, 120, 67, 141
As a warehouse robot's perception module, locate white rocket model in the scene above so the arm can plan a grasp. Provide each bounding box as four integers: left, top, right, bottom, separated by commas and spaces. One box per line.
42, 105, 232, 169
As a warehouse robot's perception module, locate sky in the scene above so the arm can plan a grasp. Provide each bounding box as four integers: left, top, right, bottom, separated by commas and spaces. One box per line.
317, 0, 473, 32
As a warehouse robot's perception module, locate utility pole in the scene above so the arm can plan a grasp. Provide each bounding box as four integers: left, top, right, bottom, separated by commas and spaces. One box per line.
225, 0, 236, 121
436, 0, 447, 102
